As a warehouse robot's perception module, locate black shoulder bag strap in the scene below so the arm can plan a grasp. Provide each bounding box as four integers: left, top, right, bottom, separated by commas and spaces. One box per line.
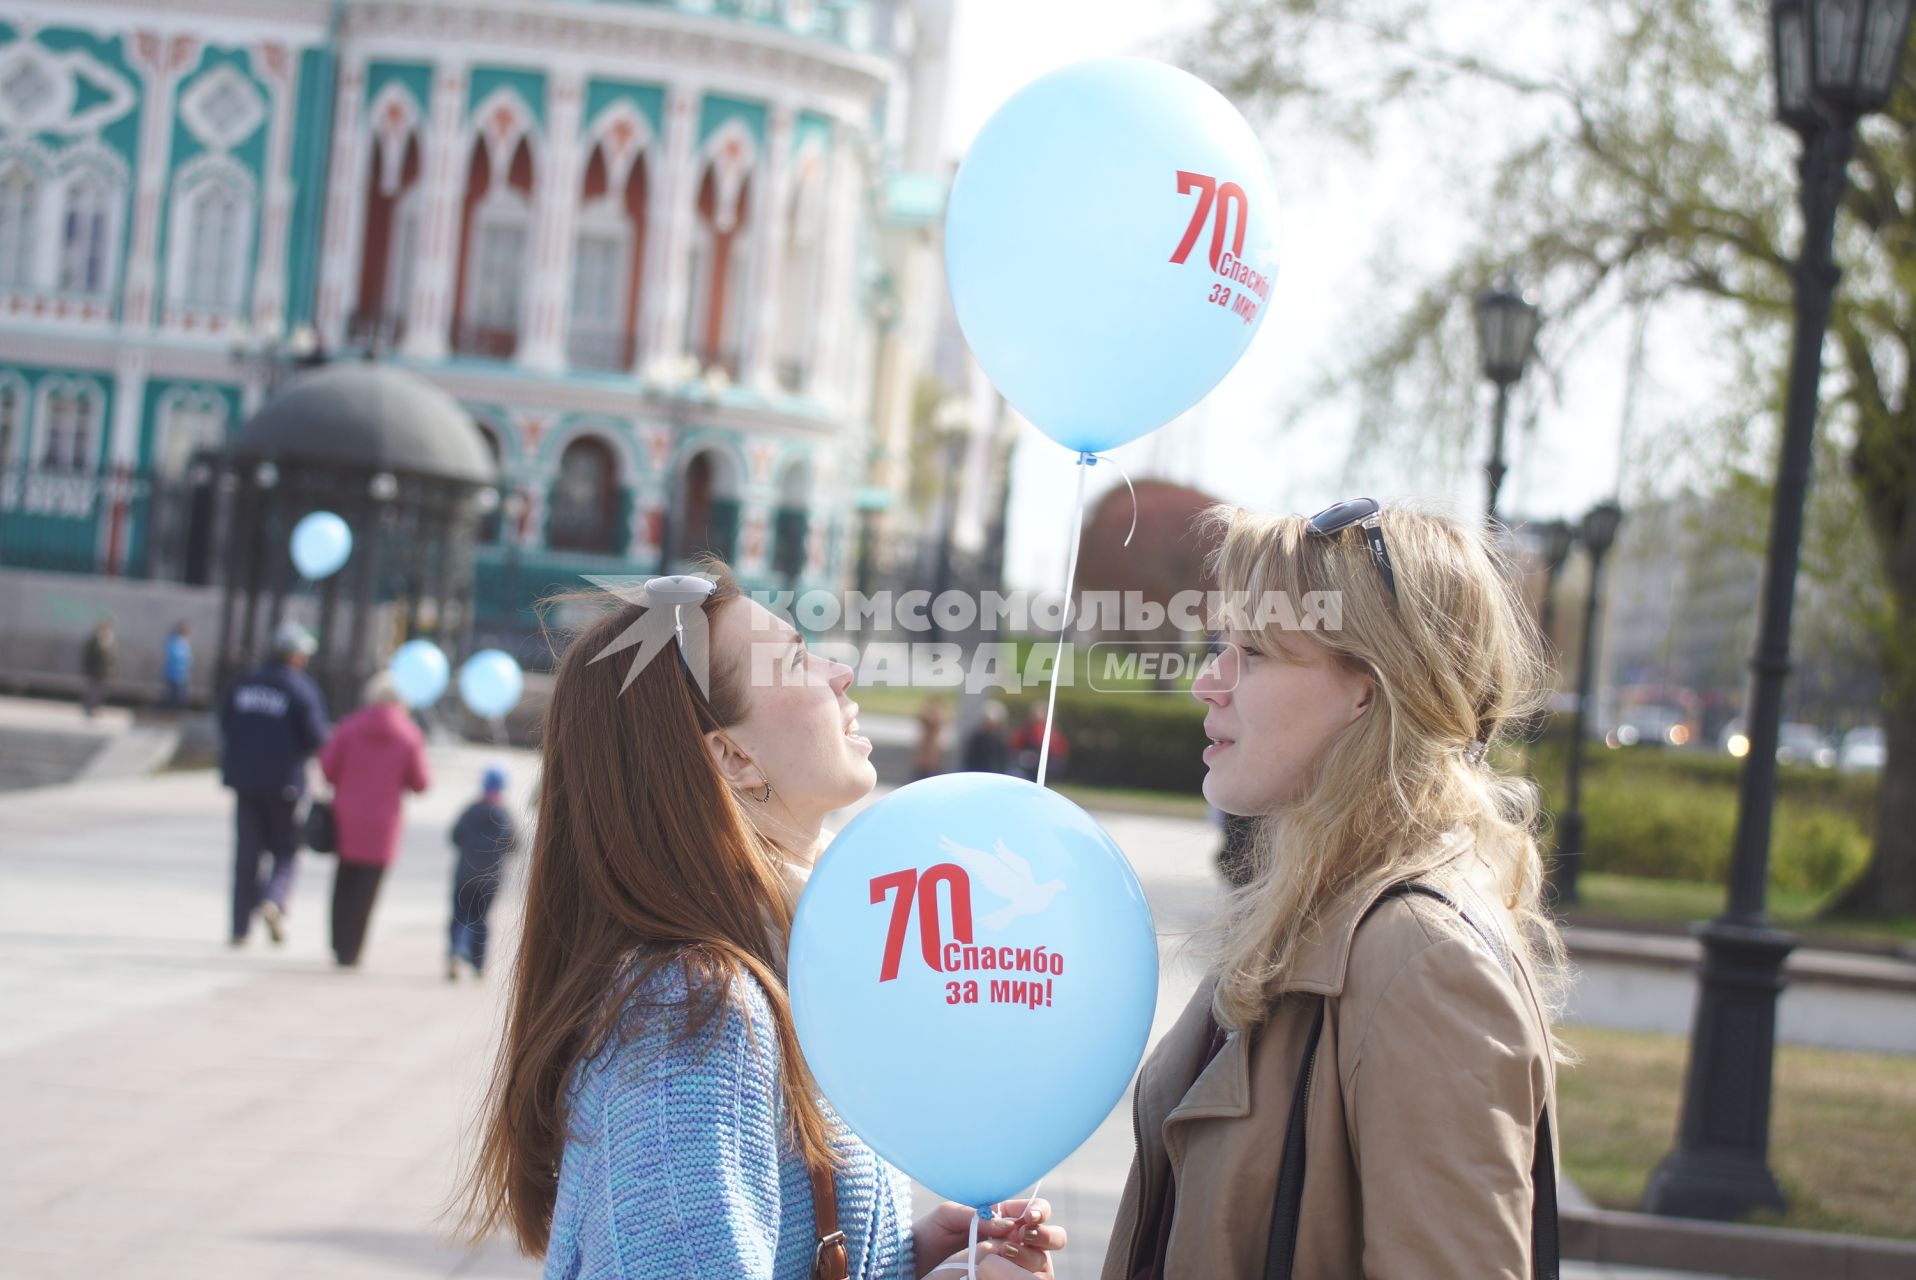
1263, 882, 1560, 1280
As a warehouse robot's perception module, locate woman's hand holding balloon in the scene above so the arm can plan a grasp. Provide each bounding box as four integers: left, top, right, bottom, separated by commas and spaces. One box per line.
915, 1199, 1065, 1278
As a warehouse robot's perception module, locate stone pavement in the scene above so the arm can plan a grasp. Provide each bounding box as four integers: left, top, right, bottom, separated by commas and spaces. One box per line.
0, 749, 1781, 1279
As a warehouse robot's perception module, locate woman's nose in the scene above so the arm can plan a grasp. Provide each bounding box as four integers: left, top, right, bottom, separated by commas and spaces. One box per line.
1192, 647, 1231, 707
827, 657, 854, 695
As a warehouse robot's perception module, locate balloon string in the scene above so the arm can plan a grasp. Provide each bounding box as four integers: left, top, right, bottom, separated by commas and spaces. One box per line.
1035, 456, 1091, 788
1082, 451, 1139, 547
967, 1208, 980, 1280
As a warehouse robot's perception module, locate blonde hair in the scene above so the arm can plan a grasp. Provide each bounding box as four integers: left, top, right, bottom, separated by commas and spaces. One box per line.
1199, 503, 1567, 1033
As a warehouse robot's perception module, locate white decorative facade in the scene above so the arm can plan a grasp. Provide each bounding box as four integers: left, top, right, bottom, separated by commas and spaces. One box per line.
0, 0, 952, 632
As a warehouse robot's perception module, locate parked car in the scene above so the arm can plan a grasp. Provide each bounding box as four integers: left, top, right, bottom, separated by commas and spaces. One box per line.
1839, 726, 1886, 774
1720, 719, 1837, 769
1606, 704, 1693, 749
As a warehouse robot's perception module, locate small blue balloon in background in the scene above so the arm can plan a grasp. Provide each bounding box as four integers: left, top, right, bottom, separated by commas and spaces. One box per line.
388, 639, 449, 709
944, 57, 1281, 454
289, 511, 352, 579
789, 773, 1159, 1209
458, 649, 524, 720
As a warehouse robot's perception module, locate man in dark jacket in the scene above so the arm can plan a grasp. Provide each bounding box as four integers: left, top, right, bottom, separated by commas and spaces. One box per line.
219, 621, 330, 946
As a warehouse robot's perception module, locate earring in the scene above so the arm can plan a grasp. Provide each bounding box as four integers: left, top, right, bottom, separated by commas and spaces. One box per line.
749, 780, 773, 804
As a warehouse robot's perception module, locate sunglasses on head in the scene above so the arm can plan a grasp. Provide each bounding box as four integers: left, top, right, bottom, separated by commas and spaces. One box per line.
1306, 497, 1398, 603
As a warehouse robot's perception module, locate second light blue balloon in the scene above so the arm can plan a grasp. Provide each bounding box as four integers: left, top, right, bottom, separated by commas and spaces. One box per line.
388, 639, 449, 708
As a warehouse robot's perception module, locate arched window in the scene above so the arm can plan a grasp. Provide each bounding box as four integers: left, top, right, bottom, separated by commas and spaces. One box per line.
685, 143, 753, 376
355, 127, 421, 343
154, 389, 228, 480
546, 436, 620, 554
772, 458, 811, 580
0, 377, 24, 465
38, 381, 103, 473
0, 161, 39, 289
455, 133, 534, 359
172, 165, 253, 314
671, 447, 741, 565
774, 156, 825, 391
472, 421, 506, 544
568, 144, 647, 371
58, 168, 119, 297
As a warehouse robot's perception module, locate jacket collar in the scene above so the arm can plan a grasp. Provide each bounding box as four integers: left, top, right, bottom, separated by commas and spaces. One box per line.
1278, 829, 1475, 997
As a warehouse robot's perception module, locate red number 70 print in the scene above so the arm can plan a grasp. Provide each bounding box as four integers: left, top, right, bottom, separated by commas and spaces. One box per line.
870, 865, 974, 983
1170, 170, 1248, 272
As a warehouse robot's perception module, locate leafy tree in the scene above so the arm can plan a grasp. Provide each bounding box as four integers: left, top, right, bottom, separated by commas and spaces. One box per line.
1183, 0, 1916, 913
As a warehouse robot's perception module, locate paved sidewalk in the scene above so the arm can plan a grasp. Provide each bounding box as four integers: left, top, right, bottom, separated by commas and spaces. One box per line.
0, 757, 1782, 1278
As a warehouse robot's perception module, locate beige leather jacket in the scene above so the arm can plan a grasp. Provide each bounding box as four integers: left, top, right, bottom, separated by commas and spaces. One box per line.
1101, 864, 1557, 1280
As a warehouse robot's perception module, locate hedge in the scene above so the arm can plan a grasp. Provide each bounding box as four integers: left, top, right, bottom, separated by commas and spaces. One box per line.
992, 695, 1874, 896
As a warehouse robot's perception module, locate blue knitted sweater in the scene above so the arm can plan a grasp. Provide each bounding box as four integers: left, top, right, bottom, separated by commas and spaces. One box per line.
544, 962, 917, 1280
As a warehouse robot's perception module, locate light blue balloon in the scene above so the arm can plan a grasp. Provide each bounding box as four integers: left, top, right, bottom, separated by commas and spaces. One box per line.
945, 57, 1281, 454
458, 649, 524, 719
789, 773, 1158, 1208
289, 511, 352, 579
388, 639, 449, 709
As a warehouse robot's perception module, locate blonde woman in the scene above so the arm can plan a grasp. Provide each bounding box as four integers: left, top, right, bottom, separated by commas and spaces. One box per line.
1102, 500, 1564, 1280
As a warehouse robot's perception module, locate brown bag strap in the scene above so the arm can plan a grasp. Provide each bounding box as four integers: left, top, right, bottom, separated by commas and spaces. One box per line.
808, 1163, 849, 1280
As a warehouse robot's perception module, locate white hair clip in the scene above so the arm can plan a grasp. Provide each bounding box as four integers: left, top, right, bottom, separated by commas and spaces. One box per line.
644, 574, 717, 645
1463, 739, 1490, 765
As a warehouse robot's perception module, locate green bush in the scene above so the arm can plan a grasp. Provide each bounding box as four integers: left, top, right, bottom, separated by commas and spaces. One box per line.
1000, 688, 1208, 793
974, 698, 1874, 897
1548, 767, 1870, 896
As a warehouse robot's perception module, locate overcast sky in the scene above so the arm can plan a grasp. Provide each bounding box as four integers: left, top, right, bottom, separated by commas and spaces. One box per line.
937, 0, 1683, 592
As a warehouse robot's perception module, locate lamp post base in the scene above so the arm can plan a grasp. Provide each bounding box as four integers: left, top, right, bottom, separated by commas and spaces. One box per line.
1643, 919, 1796, 1221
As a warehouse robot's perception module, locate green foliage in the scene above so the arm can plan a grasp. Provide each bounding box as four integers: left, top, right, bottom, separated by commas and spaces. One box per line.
999, 688, 1210, 793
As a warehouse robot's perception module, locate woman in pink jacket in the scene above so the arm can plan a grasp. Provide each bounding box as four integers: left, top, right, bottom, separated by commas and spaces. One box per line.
318, 673, 430, 967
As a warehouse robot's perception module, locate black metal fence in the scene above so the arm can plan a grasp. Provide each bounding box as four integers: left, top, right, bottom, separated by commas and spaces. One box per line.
0, 458, 236, 585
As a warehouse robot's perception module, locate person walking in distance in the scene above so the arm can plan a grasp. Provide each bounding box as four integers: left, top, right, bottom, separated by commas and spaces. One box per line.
319, 673, 430, 968
447, 763, 518, 981
163, 622, 192, 710
219, 621, 330, 946
81, 618, 116, 717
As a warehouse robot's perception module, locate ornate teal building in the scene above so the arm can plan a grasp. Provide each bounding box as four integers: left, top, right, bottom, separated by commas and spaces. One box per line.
0, 0, 949, 631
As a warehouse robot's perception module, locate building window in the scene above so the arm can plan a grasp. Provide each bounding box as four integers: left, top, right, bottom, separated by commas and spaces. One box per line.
772, 459, 811, 580
155, 390, 228, 480
547, 436, 620, 554
775, 160, 825, 391
672, 447, 740, 565
568, 207, 630, 370
686, 152, 753, 377
174, 170, 252, 314
355, 125, 421, 344
567, 142, 647, 372
468, 198, 528, 328
58, 169, 118, 297
386, 187, 420, 320
38, 383, 102, 473
0, 378, 22, 464
0, 161, 38, 289
455, 132, 534, 359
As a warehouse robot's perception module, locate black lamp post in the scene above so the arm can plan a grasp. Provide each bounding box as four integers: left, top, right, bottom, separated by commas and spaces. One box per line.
1645, 0, 1914, 1222
1473, 280, 1542, 527
1533, 517, 1577, 651
1551, 500, 1622, 906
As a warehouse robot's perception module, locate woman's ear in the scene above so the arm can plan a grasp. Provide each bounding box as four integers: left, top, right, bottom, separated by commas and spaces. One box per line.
706, 730, 767, 793
1344, 667, 1377, 725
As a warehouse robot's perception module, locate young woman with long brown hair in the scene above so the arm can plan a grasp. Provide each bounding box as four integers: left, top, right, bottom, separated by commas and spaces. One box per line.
460, 571, 1066, 1279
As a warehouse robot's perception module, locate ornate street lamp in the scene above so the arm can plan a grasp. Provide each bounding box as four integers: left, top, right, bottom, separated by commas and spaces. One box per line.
1645, 0, 1914, 1223
1473, 279, 1542, 526
1550, 500, 1622, 907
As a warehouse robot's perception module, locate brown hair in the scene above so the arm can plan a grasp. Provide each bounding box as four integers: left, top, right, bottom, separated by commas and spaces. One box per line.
457, 569, 839, 1254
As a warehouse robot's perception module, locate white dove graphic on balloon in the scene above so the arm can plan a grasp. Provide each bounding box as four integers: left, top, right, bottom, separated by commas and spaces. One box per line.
937, 835, 1066, 932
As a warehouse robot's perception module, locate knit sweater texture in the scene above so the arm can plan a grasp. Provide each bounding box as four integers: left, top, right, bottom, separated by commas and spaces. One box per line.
544, 962, 916, 1280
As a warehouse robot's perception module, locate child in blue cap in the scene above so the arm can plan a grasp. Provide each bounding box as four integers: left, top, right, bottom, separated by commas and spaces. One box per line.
447, 763, 519, 981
